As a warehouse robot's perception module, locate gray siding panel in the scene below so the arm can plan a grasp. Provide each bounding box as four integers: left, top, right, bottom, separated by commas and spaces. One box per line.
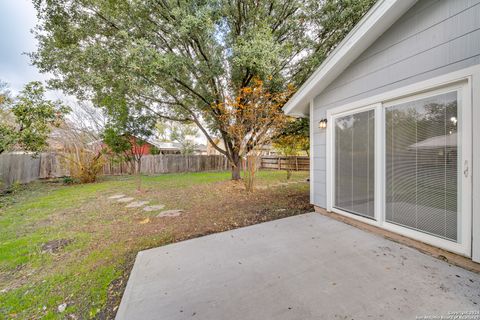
311, 0, 480, 209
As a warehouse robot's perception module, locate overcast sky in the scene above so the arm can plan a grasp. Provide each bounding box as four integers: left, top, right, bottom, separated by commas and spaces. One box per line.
0, 0, 208, 143
0, 0, 47, 92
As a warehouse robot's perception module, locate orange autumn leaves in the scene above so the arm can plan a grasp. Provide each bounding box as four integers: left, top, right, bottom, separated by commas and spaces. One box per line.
213, 78, 295, 156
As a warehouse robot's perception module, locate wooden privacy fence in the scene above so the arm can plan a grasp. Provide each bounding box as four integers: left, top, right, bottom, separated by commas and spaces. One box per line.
260, 156, 310, 171
103, 155, 229, 175
0, 153, 67, 187
0, 153, 228, 187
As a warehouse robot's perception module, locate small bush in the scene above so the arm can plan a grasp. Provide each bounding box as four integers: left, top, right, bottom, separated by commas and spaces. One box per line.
9, 181, 22, 194
62, 150, 105, 184
150, 145, 161, 155
62, 176, 78, 185
0, 181, 23, 196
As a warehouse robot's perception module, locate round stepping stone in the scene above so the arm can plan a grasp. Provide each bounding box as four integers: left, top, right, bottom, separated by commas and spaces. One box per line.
143, 205, 165, 212
126, 201, 150, 208
156, 209, 184, 218
117, 197, 134, 203
109, 194, 125, 199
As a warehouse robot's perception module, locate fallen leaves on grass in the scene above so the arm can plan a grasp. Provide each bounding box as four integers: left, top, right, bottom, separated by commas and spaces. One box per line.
139, 218, 150, 224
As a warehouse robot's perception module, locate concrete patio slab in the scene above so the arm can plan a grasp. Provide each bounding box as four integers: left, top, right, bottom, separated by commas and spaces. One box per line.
116, 213, 480, 320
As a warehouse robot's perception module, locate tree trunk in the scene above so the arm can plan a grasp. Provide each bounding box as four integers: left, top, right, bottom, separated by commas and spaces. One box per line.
286, 168, 292, 180
231, 152, 241, 180
136, 159, 142, 192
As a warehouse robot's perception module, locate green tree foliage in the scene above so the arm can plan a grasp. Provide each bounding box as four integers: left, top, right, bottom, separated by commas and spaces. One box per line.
0, 80, 11, 106
102, 109, 156, 170
154, 120, 200, 155
273, 117, 309, 179
103, 109, 156, 191
149, 145, 161, 155
155, 121, 171, 143
169, 121, 199, 155
32, 0, 376, 179
273, 117, 310, 156
0, 81, 68, 154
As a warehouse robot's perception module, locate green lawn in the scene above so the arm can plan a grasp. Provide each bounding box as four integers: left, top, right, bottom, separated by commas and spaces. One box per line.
0, 170, 310, 319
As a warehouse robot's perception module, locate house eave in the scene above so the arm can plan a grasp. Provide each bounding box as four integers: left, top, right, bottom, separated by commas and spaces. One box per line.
283, 0, 417, 116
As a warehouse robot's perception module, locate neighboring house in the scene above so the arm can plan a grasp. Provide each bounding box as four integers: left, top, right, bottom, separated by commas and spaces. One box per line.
149, 141, 182, 155
150, 140, 208, 155
257, 144, 278, 156
283, 0, 480, 263
206, 138, 278, 156
88, 135, 154, 155
90, 136, 207, 155
206, 138, 227, 156
194, 144, 208, 155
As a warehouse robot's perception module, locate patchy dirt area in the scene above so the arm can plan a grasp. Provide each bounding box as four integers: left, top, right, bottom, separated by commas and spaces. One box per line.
96, 178, 313, 318
41, 239, 74, 254
0, 171, 311, 319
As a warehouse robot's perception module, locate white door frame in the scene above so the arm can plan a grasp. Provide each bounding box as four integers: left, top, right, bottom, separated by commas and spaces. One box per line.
326, 66, 475, 257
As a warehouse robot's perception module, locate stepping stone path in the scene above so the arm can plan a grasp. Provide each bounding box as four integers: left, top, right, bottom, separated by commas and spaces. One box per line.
108, 194, 182, 216
126, 201, 150, 208
156, 209, 184, 218
143, 205, 166, 212
108, 194, 126, 199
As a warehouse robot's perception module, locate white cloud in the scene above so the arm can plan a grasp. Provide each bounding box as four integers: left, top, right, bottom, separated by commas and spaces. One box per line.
0, 0, 49, 90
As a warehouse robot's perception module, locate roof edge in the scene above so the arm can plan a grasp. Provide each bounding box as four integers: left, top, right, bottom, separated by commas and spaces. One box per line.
283, 0, 417, 116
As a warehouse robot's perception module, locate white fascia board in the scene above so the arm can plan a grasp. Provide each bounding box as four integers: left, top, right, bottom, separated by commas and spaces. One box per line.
283, 0, 417, 116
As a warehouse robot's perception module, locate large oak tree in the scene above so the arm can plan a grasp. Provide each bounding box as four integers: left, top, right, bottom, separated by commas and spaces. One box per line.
32, 0, 375, 179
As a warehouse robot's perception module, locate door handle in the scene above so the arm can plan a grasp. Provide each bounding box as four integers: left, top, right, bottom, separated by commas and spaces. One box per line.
464, 160, 469, 178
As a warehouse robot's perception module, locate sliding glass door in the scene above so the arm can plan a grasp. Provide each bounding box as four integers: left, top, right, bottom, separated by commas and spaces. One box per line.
334, 109, 375, 218
385, 91, 459, 241
329, 81, 471, 255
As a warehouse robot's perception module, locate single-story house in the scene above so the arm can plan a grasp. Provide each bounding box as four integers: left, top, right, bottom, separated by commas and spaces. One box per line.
148, 140, 207, 155
206, 138, 279, 156
283, 0, 480, 263
89, 136, 208, 155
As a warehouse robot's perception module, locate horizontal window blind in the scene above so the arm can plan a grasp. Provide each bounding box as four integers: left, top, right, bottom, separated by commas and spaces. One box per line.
335, 109, 375, 218
385, 91, 458, 241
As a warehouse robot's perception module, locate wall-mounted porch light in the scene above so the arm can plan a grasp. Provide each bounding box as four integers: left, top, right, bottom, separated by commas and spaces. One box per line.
318, 119, 328, 129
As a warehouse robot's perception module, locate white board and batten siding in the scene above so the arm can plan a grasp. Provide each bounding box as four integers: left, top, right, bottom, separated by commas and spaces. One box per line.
310, 0, 480, 261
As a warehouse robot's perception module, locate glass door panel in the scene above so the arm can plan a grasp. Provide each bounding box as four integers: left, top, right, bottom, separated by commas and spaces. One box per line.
385, 91, 459, 241
334, 109, 375, 218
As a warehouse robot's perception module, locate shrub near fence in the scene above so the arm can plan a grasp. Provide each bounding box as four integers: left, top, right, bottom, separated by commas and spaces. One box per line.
0, 153, 228, 187
260, 156, 310, 171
